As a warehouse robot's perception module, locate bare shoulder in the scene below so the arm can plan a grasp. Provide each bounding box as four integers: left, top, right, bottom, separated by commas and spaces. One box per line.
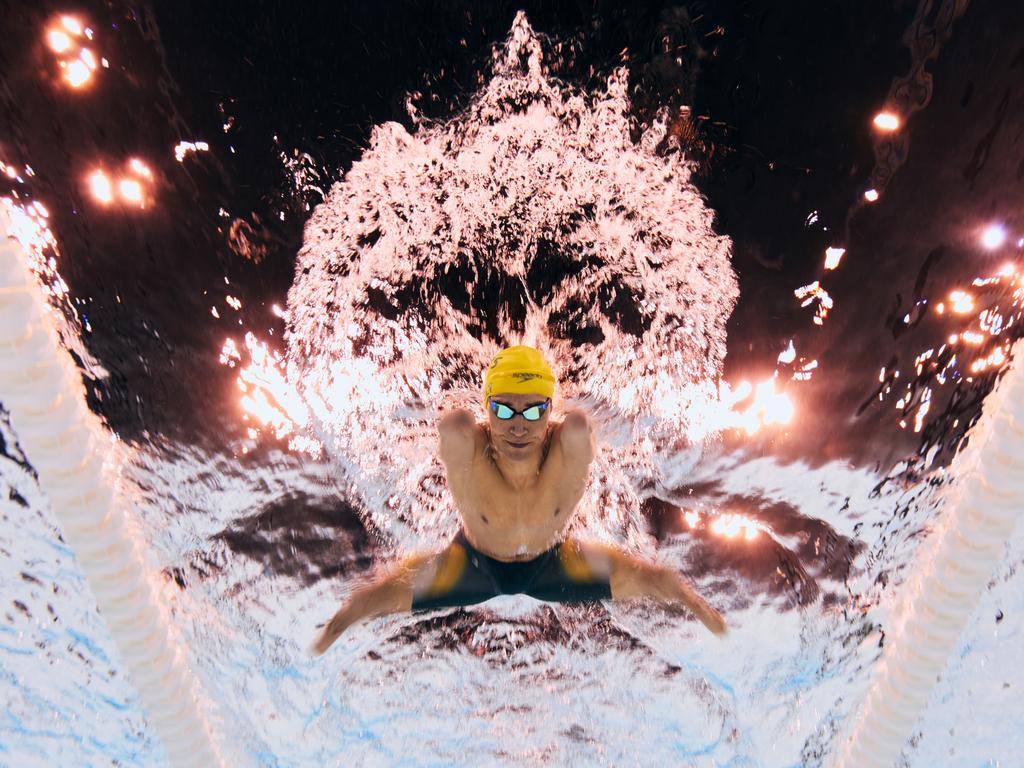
437, 409, 487, 469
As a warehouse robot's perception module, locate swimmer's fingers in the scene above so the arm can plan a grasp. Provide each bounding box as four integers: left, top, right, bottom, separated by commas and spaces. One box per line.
309, 636, 329, 657
310, 630, 335, 657
310, 613, 345, 656
673, 576, 727, 637
695, 602, 728, 637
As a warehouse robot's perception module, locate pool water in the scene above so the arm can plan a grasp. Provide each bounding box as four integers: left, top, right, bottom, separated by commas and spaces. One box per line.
1, 1, 1022, 766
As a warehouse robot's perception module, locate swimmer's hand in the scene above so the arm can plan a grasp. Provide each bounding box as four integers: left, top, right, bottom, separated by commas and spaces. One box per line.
310, 566, 417, 657
310, 617, 344, 657
697, 603, 728, 637
675, 578, 727, 637
588, 542, 728, 638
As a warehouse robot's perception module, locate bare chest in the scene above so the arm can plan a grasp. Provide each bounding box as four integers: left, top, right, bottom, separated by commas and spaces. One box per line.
450, 446, 585, 558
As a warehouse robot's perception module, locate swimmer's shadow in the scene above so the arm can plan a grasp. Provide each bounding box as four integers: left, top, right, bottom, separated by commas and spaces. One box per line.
213, 491, 382, 586
642, 494, 865, 611
383, 602, 685, 678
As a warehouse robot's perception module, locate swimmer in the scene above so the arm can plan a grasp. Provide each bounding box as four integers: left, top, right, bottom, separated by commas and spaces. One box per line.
312, 345, 726, 655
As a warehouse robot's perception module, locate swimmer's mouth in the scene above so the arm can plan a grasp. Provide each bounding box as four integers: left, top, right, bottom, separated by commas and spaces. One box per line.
506, 440, 530, 448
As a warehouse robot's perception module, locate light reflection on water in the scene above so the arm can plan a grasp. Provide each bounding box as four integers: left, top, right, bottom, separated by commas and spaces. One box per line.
1, 3, 1023, 767
120, 16, 928, 765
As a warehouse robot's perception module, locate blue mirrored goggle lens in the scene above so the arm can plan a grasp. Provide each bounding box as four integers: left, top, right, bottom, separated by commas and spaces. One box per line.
490, 401, 548, 421
493, 403, 516, 419
521, 404, 545, 421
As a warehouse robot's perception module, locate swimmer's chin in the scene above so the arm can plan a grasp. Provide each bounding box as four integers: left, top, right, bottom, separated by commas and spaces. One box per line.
496, 446, 539, 462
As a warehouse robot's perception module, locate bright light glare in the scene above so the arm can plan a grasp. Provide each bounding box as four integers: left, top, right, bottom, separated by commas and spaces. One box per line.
873, 112, 900, 131
65, 60, 91, 87
731, 380, 752, 400
118, 179, 143, 203
129, 158, 153, 178
227, 333, 320, 455
754, 379, 794, 426
79, 48, 97, 70
710, 513, 760, 540
864, 189, 879, 202
970, 346, 1007, 373
824, 246, 846, 270
88, 170, 113, 203
61, 16, 83, 35
705, 377, 794, 437
981, 224, 1007, 250
48, 16, 101, 90
47, 30, 72, 53
794, 280, 834, 325
174, 141, 210, 162
777, 340, 796, 364
949, 290, 975, 314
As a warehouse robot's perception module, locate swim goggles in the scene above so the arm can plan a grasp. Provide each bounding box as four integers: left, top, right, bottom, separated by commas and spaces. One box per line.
488, 398, 551, 421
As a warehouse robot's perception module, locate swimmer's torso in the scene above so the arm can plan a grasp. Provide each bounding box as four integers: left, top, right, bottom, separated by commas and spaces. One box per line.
442, 423, 590, 561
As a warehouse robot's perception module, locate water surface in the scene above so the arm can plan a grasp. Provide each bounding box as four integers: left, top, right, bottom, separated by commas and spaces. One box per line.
1, 1, 1023, 766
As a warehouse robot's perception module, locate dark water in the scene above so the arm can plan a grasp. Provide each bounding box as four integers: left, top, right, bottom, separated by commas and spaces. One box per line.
2, 1, 1023, 765
4, 1, 1019, 459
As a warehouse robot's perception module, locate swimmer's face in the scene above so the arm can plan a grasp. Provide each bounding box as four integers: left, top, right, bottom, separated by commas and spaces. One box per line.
486, 392, 552, 460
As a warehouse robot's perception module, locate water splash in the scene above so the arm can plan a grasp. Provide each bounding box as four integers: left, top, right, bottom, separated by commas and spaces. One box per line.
281, 12, 742, 546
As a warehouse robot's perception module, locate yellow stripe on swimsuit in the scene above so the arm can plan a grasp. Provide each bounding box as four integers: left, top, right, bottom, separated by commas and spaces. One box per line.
557, 540, 595, 583
427, 541, 468, 597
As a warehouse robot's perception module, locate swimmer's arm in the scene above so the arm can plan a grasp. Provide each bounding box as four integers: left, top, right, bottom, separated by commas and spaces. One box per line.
307, 561, 419, 659
439, 408, 475, 427
558, 409, 595, 464
311, 552, 445, 656
310, 569, 413, 656
437, 409, 484, 468
578, 541, 727, 637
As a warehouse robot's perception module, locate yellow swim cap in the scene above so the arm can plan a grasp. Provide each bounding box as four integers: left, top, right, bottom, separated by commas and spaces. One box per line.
482, 345, 557, 408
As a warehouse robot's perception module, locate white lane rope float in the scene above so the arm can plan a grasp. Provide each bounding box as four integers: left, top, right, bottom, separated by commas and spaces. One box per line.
834, 339, 1024, 767
0, 211, 224, 768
